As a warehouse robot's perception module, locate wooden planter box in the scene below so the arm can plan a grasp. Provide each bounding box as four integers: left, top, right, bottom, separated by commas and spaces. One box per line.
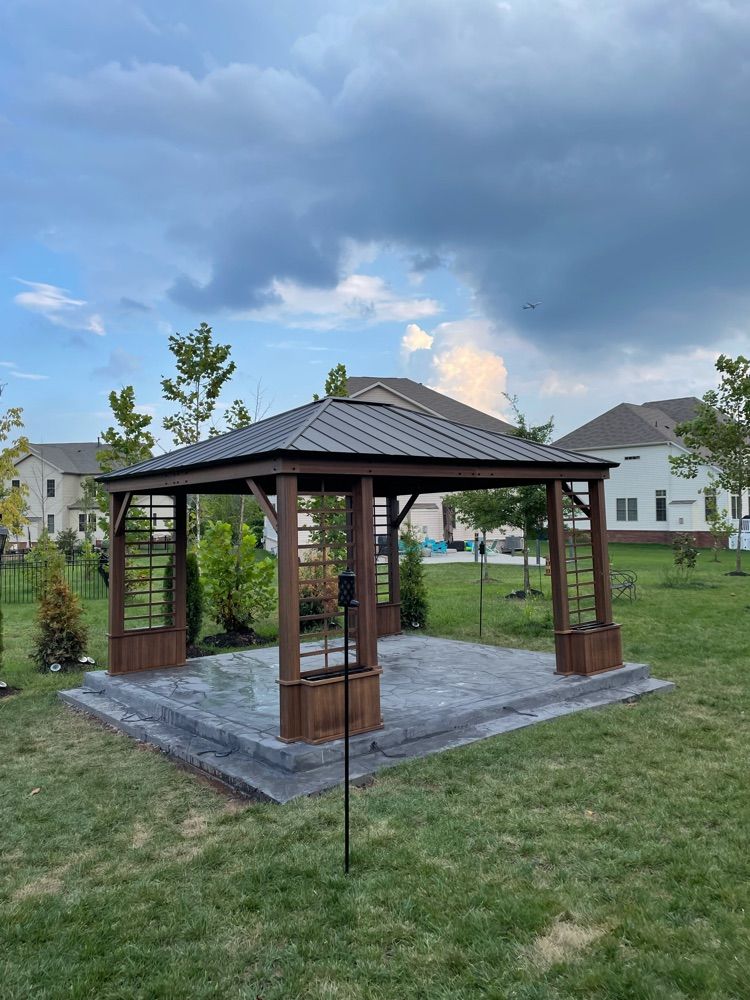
297, 666, 383, 744
554, 622, 623, 676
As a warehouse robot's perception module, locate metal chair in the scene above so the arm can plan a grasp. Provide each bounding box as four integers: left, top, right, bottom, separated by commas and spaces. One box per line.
610, 569, 637, 601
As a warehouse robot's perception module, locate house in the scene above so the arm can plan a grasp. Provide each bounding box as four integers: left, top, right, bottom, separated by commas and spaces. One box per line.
347, 377, 515, 541
8, 442, 105, 547
554, 397, 749, 545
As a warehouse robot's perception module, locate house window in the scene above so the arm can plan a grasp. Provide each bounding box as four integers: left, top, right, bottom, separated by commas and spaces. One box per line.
656, 490, 667, 522
79, 513, 86, 532
46, 479, 56, 498
12, 478, 20, 489
731, 494, 742, 520
47, 514, 55, 534
704, 491, 717, 520
88, 512, 97, 530
616, 498, 638, 522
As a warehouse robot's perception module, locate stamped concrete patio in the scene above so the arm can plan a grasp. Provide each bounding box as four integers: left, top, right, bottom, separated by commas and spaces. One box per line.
62, 634, 672, 803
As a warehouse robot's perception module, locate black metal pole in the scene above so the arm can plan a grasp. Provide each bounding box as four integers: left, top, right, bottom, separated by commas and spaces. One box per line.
479, 539, 485, 637
343, 605, 350, 874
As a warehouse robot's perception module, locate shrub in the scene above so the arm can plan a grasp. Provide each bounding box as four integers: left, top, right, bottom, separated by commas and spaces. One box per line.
31, 570, 88, 671
400, 526, 428, 630
186, 551, 204, 646
673, 532, 698, 579
29, 530, 65, 596
199, 521, 275, 633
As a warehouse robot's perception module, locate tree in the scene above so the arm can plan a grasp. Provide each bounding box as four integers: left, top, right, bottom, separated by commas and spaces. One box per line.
31, 567, 89, 671
77, 476, 100, 541
161, 322, 237, 538
225, 396, 253, 544
185, 551, 204, 647
199, 522, 275, 634
400, 526, 428, 629
313, 363, 348, 400
55, 528, 79, 560
97, 385, 157, 536
452, 396, 553, 592
706, 505, 734, 561
0, 385, 29, 536
669, 354, 750, 575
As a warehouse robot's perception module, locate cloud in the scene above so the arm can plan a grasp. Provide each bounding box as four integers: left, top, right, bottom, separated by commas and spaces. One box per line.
540, 373, 588, 398
13, 280, 106, 335
11, 370, 49, 380
249, 273, 441, 329
401, 322, 433, 356
93, 348, 143, 380
430, 343, 509, 418
4, 0, 750, 369
0, 360, 48, 380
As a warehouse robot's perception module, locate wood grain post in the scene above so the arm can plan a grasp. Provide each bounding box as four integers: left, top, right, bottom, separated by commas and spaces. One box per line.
546, 481, 570, 636
387, 496, 401, 607
107, 492, 126, 655
173, 493, 187, 636
276, 473, 302, 741
352, 476, 378, 668
588, 478, 614, 625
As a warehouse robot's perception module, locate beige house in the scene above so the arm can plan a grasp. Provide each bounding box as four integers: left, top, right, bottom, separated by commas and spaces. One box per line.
9, 442, 104, 547
347, 378, 515, 542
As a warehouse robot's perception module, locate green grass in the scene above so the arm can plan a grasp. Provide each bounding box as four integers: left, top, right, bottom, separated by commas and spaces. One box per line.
1, 545, 749, 999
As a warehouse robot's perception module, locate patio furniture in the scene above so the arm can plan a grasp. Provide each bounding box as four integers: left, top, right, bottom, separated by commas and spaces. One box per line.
611, 569, 637, 601
501, 535, 523, 554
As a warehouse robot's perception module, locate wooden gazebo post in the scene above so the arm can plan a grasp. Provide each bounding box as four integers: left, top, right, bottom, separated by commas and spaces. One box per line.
546, 476, 622, 675
276, 473, 302, 742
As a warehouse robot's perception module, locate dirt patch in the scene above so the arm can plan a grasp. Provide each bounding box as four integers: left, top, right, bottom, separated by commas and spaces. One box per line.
0, 684, 21, 698
131, 820, 150, 849
12, 873, 64, 901
526, 918, 606, 972
180, 811, 209, 838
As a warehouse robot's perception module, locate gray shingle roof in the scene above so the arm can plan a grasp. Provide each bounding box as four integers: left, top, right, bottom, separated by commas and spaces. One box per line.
347, 377, 515, 434
101, 397, 613, 482
25, 442, 104, 475
554, 398, 701, 451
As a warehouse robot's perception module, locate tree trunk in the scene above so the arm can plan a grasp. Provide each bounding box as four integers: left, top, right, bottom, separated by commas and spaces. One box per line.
482, 529, 490, 581
736, 527, 742, 574
237, 494, 245, 545
522, 542, 531, 593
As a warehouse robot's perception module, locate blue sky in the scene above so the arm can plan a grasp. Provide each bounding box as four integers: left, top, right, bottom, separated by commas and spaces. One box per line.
2, 0, 749, 448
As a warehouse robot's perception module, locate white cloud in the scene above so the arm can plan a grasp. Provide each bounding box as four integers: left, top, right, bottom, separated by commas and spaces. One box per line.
540, 372, 588, 397
401, 323, 433, 356
13, 279, 106, 335
430, 343, 509, 418
250, 273, 441, 329
11, 370, 49, 380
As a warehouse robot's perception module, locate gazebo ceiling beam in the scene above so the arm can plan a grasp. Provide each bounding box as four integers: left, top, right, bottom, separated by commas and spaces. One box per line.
101, 457, 610, 496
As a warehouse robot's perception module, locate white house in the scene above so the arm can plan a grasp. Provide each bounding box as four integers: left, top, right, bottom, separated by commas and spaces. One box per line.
554, 397, 749, 546
8, 442, 105, 547
347, 377, 516, 542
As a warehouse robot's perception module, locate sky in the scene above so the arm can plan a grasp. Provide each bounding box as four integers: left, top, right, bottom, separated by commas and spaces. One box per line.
2, 0, 750, 449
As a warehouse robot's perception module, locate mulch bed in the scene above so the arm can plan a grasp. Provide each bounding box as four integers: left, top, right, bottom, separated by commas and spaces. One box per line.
0, 684, 21, 698
187, 630, 263, 658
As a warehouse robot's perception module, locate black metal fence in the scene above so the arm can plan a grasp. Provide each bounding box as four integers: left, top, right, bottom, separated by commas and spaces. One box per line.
0, 554, 108, 604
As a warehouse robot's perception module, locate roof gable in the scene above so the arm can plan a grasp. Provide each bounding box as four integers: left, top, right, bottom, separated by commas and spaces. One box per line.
102, 397, 613, 482
347, 376, 515, 435
20, 442, 104, 475
554, 402, 685, 451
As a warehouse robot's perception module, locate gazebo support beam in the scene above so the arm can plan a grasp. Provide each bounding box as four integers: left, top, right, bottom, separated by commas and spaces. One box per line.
246, 478, 278, 533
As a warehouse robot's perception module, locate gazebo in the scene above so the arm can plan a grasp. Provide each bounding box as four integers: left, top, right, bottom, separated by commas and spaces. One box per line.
99, 397, 621, 745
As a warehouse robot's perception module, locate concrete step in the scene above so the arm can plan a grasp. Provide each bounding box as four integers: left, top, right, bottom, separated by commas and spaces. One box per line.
60, 672, 674, 804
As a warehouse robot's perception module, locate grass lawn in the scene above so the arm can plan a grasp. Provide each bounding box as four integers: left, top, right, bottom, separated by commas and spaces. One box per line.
1, 544, 749, 999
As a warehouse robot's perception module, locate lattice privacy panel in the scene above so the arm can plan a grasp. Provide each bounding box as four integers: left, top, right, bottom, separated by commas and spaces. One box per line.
296, 488, 357, 673
373, 498, 392, 605
123, 495, 177, 631
562, 482, 597, 626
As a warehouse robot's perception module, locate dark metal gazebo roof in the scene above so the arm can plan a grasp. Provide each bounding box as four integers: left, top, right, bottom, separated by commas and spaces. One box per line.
101, 397, 614, 484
